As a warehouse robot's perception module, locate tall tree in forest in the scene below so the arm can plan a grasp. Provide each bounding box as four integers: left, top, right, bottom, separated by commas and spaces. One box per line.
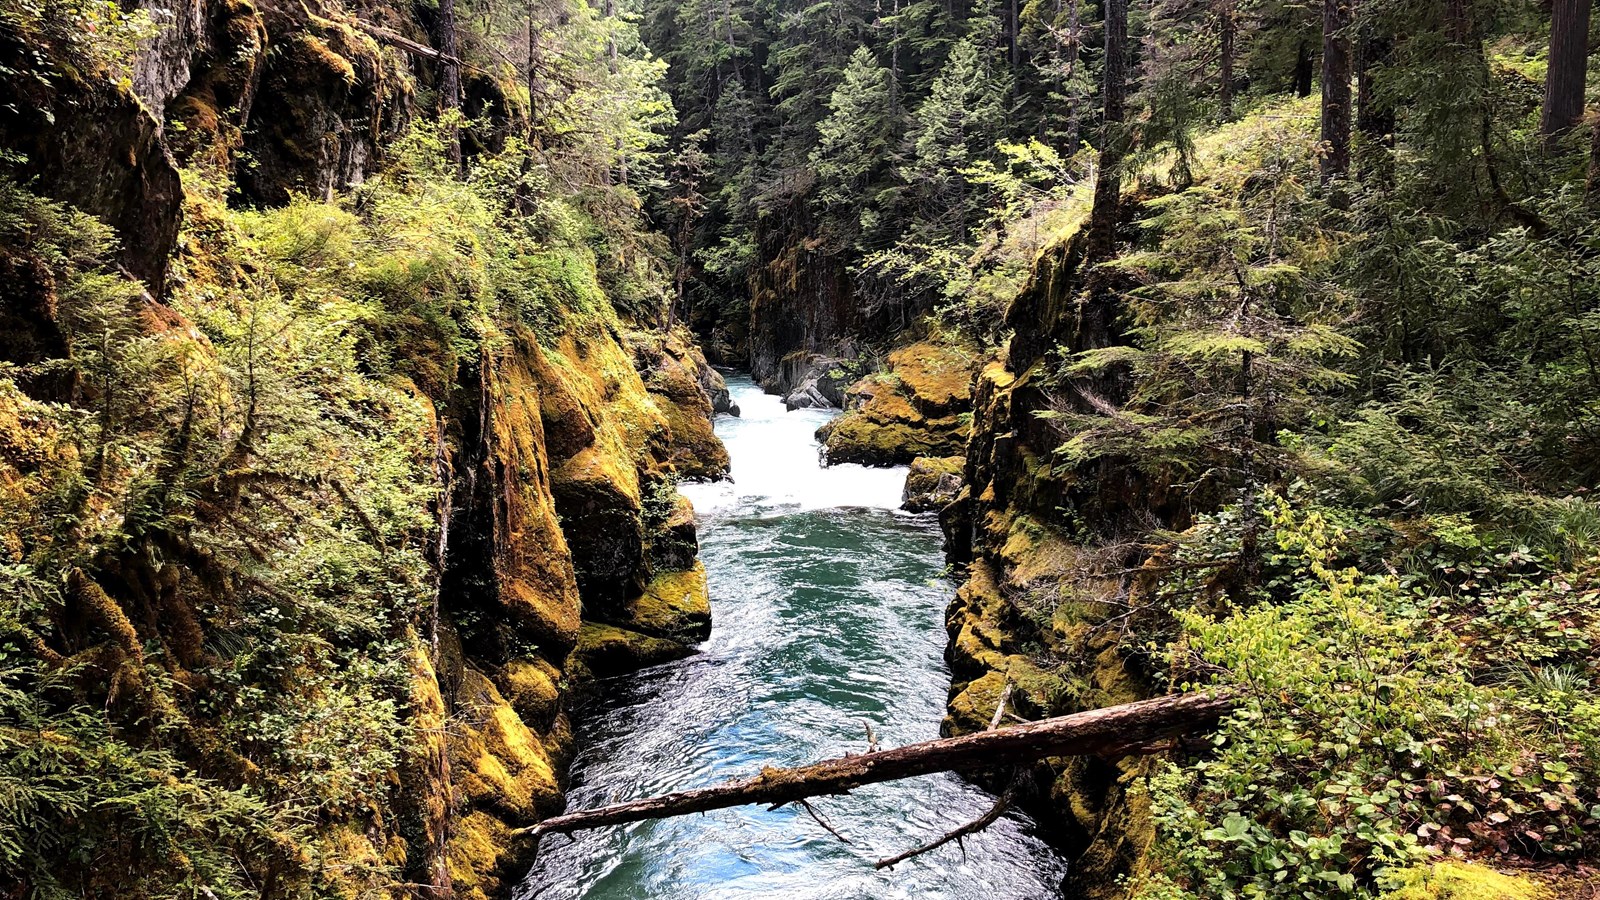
1085, 0, 1128, 260
1320, 0, 1353, 182
812, 46, 900, 253
1540, 0, 1593, 144
903, 26, 1010, 244
1216, 0, 1236, 119
437, 0, 463, 168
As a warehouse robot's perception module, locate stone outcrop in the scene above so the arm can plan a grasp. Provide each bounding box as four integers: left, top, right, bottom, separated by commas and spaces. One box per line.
778, 351, 857, 409
818, 341, 977, 466
629, 328, 734, 479
902, 455, 964, 513
0, 29, 183, 291
937, 223, 1193, 899
747, 193, 857, 396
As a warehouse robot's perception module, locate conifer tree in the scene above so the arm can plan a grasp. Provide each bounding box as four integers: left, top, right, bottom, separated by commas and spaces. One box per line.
1540, 0, 1593, 144
1320, 0, 1353, 181
903, 26, 1010, 244
811, 46, 900, 254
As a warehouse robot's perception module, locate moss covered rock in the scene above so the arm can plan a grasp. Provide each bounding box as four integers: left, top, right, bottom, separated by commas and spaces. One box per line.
819, 341, 977, 466
903, 455, 965, 512
629, 328, 731, 481
623, 562, 712, 643
569, 621, 695, 681
1381, 863, 1552, 900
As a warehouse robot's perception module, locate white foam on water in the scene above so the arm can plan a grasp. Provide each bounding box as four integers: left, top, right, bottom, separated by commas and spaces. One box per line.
679, 375, 909, 516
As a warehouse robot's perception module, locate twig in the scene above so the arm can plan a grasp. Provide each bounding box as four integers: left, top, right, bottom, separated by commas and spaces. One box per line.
798, 799, 852, 845
874, 782, 1019, 870
988, 681, 1015, 731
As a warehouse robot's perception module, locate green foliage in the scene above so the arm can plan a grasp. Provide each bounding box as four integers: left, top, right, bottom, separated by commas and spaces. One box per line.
0, 0, 156, 88
1041, 141, 1356, 493
1134, 492, 1600, 900
811, 46, 898, 254
0, 653, 287, 900
902, 25, 1011, 245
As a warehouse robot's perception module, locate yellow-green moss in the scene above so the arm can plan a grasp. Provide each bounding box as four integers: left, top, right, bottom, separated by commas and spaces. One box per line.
568, 621, 694, 682
820, 339, 977, 466
903, 455, 964, 511
484, 335, 584, 651
886, 341, 977, 415
623, 562, 711, 642
1381, 863, 1552, 900
448, 668, 562, 821
497, 657, 561, 726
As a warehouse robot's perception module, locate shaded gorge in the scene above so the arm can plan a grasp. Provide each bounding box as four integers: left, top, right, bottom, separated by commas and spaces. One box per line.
520, 375, 1068, 899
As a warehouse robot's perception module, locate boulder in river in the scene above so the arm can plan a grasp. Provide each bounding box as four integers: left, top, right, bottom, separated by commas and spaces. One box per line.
902, 455, 965, 513
817, 341, 977, 466
780, 352, 855, 410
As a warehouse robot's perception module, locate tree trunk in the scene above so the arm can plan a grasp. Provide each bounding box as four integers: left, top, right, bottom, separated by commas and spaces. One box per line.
1085, 0, 1127, 261
1294, 39, 1314, 97
1541, 0, 1594, 144
437, 0, 463, 170
1061, 0, 1083, 146
513, 692, 1234, 840
1320, 0, 1353, 182
1217, 0, 1236, 120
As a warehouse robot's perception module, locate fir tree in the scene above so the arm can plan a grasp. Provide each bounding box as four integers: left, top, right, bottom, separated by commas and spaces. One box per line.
903, 25, 1010, 244
811, 46, 901, 254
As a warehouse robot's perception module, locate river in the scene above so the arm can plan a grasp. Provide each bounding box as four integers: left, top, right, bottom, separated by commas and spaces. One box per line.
519, 375, 1068, 899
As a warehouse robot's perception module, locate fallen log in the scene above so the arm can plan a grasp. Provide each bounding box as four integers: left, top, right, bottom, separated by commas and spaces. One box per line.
513, 691, 1233, 840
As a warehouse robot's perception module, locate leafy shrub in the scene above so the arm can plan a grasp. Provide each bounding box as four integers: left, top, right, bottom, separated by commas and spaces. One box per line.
1134, 492, 1600, 900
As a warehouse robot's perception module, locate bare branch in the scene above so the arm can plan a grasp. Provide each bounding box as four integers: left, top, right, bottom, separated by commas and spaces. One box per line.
798, 799, 852, 845
874, 782, 1019, 870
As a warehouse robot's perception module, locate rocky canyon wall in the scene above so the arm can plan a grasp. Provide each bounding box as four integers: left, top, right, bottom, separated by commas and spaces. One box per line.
0, 4, 731, 897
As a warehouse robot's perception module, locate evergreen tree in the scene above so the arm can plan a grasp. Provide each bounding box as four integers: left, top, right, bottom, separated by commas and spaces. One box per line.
811, 46, 901, 254
1541, 0, 1594, 144
903, 25, 1010, 244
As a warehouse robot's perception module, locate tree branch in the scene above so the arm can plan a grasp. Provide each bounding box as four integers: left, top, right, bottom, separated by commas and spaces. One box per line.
875, 782, 1018, 869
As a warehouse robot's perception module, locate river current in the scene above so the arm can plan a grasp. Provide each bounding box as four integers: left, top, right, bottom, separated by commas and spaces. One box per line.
519, 375, 1067, 900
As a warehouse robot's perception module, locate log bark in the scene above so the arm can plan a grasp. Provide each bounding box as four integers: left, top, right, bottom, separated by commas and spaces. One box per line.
514, 692, 1234, 840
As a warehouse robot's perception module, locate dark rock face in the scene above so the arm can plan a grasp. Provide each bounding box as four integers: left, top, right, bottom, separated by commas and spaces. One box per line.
237, 6, 414, 204
700, 365, 739, 417
902, 455, 965, 513
0, 33, 183, 292
747, 193, 858, 394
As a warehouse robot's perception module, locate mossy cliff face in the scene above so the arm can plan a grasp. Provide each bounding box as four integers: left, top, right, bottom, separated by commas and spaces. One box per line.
433, 321, 729, 898
747, 195, 858, 396
0, 11, 727, 899
0, 28, 183, 289
818, 341, 977, 467
941, 225, 1172, 899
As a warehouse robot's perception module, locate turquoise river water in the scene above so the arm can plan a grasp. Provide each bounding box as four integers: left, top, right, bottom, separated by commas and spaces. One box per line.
518, 375, 1067, 900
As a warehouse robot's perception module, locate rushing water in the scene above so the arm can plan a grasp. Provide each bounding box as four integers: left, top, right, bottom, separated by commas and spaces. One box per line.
519, 375, 1068, 900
